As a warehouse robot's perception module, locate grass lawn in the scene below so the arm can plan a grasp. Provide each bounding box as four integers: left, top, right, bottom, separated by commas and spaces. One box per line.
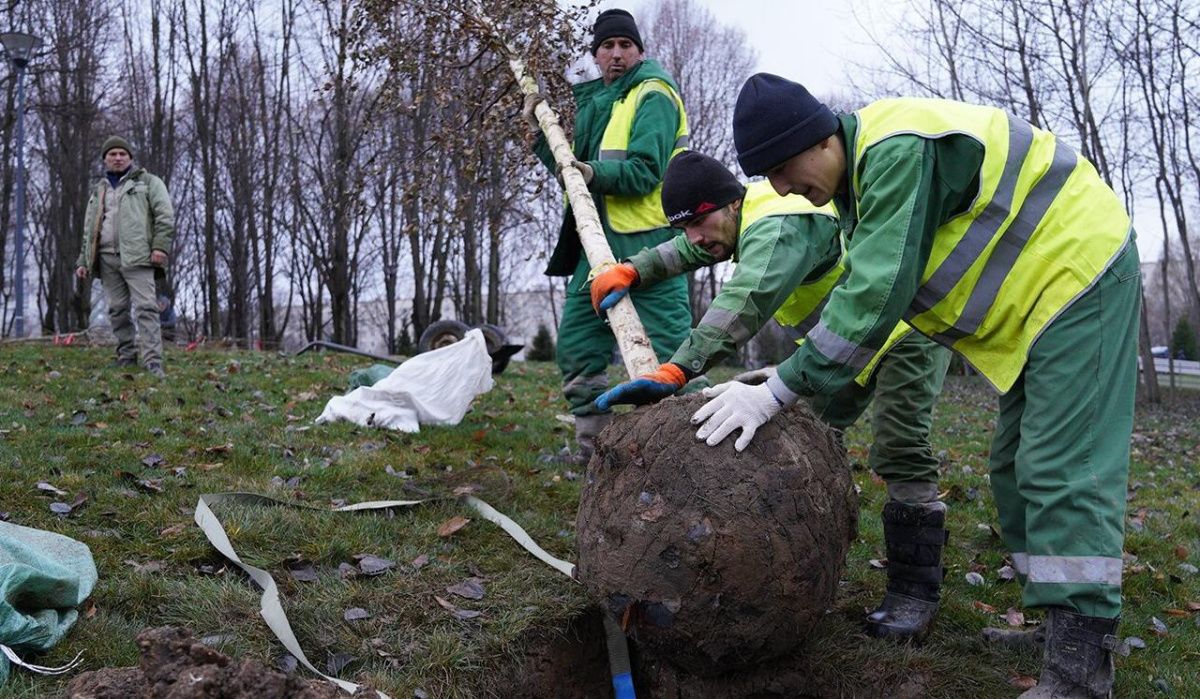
1, 343, 1198, 697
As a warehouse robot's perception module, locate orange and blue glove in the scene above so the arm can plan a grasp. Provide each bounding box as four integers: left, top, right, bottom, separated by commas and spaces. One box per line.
590, 263, 640, 314
594, 363, 688, 410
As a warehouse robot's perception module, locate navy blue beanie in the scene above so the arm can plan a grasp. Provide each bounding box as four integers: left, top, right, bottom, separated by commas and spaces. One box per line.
661, 151, 746, 226
591, 9, 644, 55
734, 73, 838, 176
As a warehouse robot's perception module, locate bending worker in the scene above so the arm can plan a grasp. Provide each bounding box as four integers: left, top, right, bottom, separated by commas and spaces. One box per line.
691, 73, 1138, 697
591, 149, 953, 641
523, 8, 694, 465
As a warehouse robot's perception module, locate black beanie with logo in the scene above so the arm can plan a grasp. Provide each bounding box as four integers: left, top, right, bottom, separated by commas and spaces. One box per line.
661, 151, 746, 226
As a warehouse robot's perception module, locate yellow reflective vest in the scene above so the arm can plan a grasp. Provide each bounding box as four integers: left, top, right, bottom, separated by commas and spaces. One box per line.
852, 98, 1132, 392
597, 79, 690, 233
748, 181, 912, 385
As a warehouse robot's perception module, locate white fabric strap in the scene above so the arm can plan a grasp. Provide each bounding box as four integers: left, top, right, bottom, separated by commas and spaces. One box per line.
1, 645, 84, 676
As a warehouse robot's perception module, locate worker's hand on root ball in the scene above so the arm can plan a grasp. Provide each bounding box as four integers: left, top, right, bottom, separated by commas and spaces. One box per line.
594, 363, 687, 410
691, 379, 791, 451
590, 263, 639, 314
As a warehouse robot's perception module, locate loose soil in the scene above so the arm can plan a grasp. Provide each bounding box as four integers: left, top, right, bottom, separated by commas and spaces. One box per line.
575, 394, 859, 676
65, 627, 343, 698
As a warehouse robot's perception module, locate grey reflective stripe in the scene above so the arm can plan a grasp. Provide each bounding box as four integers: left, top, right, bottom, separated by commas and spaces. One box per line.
599, 149, 626, 161
910, 116, 1034, 315
674, 134, 689, 150
935, 138, 1078, 344
807, 321, 876, 371
1027, 555, 1122, 586
1012, 552, 1029, 575
699, 307, 753, 346
655, 240, 684, 276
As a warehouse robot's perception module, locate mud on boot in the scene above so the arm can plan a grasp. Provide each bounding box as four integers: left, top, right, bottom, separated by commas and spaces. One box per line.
1020, 608, 1127, 698
983, 622, 1045, 653
865, 500, 947, 642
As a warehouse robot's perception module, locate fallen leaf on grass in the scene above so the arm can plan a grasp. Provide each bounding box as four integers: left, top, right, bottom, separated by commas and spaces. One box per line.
997, 565, 1016, 581
1005, 608, 1025, 627
434, 595, 482, 620
1126, 636, 1147, 649
1188, 602, 1200, 612
126, 559, 166, 575
71, 411, 87, 426
337, 563, 358, 579
973, 600, 998, 613
1175, 545, 1190, 560
1008, 674, 1037, 690
452, 485, 479, 496
325, 652, 356, 675
1164, 609, 1192, 617
965, 572, 985, 586
411, 554, 430, 570
868, 559, 887, 569
355, 554, 395, 576
50, 502, 73, 515
159, 524, 186, 537
446, 578, 486, 600
1149, 617, 1169, 636
294, 391, 318, 402
344, 607, 372, 621
36, 481, 68, 496
141, 453, 165, 468
289, 564, 319, 583
196, 462, 223, 471
204, 443, 233, 454
437, 516, 470, 537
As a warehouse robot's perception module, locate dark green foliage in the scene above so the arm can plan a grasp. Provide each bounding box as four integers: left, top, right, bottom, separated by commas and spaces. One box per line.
526, 323, 556, 361
1169, 316, 1198, 360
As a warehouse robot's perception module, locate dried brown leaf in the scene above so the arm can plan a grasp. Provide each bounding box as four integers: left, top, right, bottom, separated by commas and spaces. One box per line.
437, 516, 470, 537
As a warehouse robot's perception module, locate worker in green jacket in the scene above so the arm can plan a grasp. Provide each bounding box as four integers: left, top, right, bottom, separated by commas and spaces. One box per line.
523, 9, 694, 464
591, 150, 953, 640
692, 73, 1137, 697
75, 136, 176, 378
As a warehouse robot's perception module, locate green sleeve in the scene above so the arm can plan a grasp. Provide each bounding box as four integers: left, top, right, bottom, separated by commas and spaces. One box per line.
625, 234, 716, 287
149, 176, 176, 254
587, 91, 677, 196
670, 214, 841, 376
775, 134, 979, 397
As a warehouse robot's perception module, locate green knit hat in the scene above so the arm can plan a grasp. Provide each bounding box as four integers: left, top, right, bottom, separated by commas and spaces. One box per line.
100, 136, 133, 159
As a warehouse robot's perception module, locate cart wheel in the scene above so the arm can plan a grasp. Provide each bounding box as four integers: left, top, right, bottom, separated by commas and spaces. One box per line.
417, 319, 471, 352
473, 323, 508, 356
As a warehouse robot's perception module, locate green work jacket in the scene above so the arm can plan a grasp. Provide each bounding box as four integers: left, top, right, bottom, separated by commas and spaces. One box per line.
535, 59, 686, 276
77, 168, 175, 272
772, 100, 1132, 400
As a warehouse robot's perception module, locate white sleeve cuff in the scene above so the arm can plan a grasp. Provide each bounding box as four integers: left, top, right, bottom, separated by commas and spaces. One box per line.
766, 373, 800, 406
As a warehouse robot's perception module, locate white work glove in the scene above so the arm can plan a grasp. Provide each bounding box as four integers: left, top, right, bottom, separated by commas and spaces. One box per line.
731, 366, 777, 386
691, 379, 789, 452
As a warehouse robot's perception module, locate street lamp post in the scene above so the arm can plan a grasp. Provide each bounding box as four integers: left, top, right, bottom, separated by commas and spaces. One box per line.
2, 31, 41, 337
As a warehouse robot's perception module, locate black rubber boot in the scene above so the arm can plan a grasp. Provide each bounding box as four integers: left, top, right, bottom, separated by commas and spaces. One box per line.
1019, 608, 1127, 698
865, 500, 947, 641
983, 623, 1045, 652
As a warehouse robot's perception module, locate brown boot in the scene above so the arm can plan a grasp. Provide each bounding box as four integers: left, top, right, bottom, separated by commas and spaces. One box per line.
1018, 608, 1127, 698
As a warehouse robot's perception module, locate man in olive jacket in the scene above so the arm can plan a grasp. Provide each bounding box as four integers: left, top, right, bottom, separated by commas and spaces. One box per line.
75, 136, 175, 377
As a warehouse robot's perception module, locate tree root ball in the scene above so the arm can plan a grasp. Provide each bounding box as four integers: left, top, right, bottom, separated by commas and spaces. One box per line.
575, 394, 858, 676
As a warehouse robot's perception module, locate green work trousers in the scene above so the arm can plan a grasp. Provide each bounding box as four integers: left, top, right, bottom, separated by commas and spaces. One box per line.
812, 332, 952, 490
99, 251, 162, 367
988, 242, 1140, 618
557, 229, 693, 416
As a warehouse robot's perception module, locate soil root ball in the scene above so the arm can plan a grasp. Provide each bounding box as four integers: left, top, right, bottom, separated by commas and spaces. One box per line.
65, 627, 343, 698
575, 394, 858, 675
